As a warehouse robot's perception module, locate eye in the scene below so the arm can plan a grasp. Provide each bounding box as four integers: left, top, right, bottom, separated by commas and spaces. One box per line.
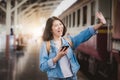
55, 25, 58, 27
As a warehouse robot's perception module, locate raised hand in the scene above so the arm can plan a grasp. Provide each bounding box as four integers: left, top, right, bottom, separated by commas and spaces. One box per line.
96, 12, 106, 24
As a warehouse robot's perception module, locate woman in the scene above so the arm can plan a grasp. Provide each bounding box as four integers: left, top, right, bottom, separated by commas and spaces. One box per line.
39, 12, 106, 80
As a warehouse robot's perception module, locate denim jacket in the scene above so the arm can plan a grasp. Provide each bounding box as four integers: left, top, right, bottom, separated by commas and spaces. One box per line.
39, 26, 96, 78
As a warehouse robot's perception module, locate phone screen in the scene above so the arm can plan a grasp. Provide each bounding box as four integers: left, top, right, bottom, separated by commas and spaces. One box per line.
60, 46, 69, 51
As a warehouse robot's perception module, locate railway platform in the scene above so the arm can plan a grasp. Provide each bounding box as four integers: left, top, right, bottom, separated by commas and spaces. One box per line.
0, 48, 89, 80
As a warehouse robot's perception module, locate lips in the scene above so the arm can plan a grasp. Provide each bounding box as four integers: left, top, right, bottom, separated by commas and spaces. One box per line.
58, 30, 62, 33
57, 30, 62, 36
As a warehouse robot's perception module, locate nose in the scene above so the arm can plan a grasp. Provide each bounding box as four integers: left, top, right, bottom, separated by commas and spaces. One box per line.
58, 25, 61, 28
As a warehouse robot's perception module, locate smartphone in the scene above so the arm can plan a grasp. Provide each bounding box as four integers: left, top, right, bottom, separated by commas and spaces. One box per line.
60, 46, 69, 51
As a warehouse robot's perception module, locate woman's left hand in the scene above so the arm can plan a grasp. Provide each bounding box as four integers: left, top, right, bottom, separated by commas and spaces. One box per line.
96, 12, 106, 24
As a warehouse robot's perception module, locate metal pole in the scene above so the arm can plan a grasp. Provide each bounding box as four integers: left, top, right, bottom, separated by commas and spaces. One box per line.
6, 0, 11, 35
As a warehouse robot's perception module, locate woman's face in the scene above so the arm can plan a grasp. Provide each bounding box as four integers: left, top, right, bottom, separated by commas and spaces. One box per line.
52, 20, 64, 38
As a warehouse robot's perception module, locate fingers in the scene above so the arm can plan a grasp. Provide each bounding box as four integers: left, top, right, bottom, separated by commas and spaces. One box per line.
96, 11, 106, 24
96, 12, 99, 18
96, 12, 102, 18
61, 49, 68, 55
58, 48, 68, 57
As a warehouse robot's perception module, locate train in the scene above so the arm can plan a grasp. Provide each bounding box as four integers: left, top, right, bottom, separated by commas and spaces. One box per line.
59, 0, 120, 80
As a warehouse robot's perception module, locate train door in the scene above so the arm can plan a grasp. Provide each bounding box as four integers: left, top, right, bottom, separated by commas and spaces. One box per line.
112, 0, 120, 80
94, 0, 115, 80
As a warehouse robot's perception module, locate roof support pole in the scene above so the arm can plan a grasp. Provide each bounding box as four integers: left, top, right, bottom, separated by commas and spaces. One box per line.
6, 0, 11, 35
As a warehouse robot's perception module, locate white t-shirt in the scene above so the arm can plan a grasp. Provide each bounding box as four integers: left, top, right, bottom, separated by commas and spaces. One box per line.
59, 55, 73, 78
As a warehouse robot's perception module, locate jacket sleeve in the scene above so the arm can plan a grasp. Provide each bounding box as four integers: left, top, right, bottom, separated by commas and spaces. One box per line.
39, 42, 56, 72
70, 26, 96, 49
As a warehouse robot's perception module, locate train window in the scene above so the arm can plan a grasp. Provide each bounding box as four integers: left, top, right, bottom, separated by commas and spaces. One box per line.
69, 14, 71, 28
0, 11, 1, 23
91, 1, 95, 25
77, 9, 80, 27
83, 6, 87, 26
64, 17, 66, 27
0, 11, 2, 23
62, 18, 65, 24
66, 16, 68, 27
73, 12, 75, 27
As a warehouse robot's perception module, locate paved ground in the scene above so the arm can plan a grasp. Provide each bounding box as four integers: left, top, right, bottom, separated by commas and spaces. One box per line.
0, 43, 89, 80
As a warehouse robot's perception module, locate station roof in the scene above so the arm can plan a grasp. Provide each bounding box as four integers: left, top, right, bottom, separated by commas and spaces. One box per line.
0, 0, 76, 34
0, 0, 64, 19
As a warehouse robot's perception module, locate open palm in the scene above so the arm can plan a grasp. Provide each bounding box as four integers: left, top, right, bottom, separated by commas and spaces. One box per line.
96, 12, 106, 24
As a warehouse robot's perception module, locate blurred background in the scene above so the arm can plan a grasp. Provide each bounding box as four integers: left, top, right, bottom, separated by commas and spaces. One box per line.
0, 0, 120, 80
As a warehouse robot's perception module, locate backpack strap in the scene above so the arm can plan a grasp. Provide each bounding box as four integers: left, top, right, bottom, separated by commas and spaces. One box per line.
46, 41, 50, 54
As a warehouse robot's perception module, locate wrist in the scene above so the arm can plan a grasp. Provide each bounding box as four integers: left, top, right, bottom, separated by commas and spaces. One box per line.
100, 22, 104, 25
53, 56, 60, 64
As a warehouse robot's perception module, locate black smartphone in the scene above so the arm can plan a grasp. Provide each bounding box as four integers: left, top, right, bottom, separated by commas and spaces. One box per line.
60, 46, 69, 51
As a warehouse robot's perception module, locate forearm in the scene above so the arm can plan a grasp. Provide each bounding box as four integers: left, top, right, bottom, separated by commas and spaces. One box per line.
71, 27, 95, 49
93, 22, 104, 31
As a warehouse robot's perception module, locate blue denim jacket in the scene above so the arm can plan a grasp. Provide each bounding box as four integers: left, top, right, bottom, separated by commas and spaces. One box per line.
39, 26, 96, 78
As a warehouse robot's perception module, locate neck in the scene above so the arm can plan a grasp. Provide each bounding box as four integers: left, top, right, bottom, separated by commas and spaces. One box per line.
53, 36, 62, 49
53, 36, 61, 41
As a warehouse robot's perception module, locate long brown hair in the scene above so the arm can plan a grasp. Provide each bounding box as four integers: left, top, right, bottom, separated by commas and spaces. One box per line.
42, 16, 67, 41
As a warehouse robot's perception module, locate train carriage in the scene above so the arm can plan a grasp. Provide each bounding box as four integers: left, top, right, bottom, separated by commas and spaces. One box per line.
59, 0, 120, 80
